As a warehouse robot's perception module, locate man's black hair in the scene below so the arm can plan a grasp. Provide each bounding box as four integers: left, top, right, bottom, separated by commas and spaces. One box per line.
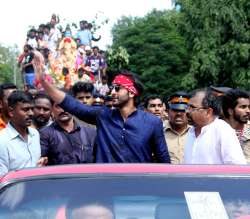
189, 88, 221, 116
8, 91, 33, 108
26, 85, 36, 90
71, 82, 94, 97
38, 24, 45, 29
80, 20, 87, 24
93, 92, 104, 99
92, 46, 99, 50
0, 83, 17, 99
77, 67, 84, 73
143, 94, 163, 108
101, 75, 108, 80
24, 44, 33, 51
34, 91, 54, 105
29, 28, 37, 33
44, 24, 51, 30
62, 67, 69, 76
222, 88, 250, 119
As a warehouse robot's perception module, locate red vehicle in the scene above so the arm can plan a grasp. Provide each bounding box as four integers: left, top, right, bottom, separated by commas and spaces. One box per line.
1, 164, 250, 219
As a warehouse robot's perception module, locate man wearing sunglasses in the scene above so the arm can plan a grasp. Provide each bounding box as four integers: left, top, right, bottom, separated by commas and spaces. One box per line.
33, 51, 170, 163
184, 88, 246, 164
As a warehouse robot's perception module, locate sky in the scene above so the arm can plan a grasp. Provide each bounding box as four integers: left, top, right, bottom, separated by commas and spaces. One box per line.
0, 0, 172, 51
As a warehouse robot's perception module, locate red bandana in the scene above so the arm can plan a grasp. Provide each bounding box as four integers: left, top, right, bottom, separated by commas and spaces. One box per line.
112, 75, 139, 96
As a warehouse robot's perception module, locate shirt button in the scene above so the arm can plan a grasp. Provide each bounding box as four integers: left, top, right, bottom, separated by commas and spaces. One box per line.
123, 128, 126, 131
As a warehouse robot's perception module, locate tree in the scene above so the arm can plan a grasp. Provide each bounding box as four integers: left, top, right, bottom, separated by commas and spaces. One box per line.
106, 46, 130, 81
110, 10, 190, 98
176, 0, 250, 89
0, 44, 22, 86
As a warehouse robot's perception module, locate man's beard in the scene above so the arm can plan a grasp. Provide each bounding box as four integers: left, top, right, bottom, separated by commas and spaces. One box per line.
33, 116, 50, 127
112, 94, 130, 108
233, 112, 249, 124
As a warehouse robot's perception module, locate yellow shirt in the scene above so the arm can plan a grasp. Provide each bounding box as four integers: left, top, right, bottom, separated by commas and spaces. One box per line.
164, 121, 190, 164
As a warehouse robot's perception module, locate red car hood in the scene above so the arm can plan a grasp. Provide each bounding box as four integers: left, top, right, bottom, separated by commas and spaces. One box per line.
1, 164, 250, 184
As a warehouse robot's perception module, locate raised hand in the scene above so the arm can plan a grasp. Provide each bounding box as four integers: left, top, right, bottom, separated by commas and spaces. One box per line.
32, 50, 45, 81
32, 50, 66, 103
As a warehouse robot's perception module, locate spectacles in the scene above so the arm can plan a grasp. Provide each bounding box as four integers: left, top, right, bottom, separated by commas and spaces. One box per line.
110, 85, 121, 92
187, 104, 207, 112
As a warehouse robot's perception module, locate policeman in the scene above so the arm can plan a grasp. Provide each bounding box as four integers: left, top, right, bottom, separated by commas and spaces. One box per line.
164, 92, 190, 164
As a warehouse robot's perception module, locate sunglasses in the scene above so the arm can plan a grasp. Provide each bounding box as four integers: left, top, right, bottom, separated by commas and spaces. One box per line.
109, 85, 121, 92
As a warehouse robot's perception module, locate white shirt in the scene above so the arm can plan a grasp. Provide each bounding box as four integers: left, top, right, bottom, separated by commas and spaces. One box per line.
27, 37, 38, 49
48, 27, 62, 52
184, 118, 246, 164
0, 123, 41, 176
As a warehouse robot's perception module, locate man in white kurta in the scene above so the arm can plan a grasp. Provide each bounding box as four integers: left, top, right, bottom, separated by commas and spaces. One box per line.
184, 89, 246, 165
184, 118, 246, 164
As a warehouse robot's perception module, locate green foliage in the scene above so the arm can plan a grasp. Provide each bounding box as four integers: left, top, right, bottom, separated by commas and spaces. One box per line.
106, 46, 130, 79
110, 1, 250, 95
0, 64, 13, 83
0, 44, 22, 86
110, 10, 190, 98
176, 0, 250, 89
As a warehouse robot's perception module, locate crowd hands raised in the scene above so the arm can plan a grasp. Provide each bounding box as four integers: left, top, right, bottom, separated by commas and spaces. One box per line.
18, 14, 107, 95
0, 17, 250, 177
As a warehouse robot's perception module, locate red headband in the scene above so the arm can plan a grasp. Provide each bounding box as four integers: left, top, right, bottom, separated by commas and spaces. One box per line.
112, 75, 139, 96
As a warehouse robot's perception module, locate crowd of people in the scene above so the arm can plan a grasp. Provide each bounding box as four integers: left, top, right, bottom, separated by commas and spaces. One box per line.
0, 50, 250, 176
17, 14, 108, 99
0, 14, 250, 176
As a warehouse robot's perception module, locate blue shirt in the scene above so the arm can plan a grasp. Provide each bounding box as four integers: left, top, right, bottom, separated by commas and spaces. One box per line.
60, 95, 170, 163
76, 29, 92, 46
0, 123, 41, 176
40, 120, 96, 165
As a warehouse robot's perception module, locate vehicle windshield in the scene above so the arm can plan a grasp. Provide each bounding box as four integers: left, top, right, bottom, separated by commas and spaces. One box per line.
0, 175, 250, 219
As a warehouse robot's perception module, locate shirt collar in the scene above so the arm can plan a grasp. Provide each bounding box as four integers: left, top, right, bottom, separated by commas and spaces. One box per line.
164, 120, 172, 130
111, 108, 138, 119
191, 117, 218, 136
7, 122, 35, 140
